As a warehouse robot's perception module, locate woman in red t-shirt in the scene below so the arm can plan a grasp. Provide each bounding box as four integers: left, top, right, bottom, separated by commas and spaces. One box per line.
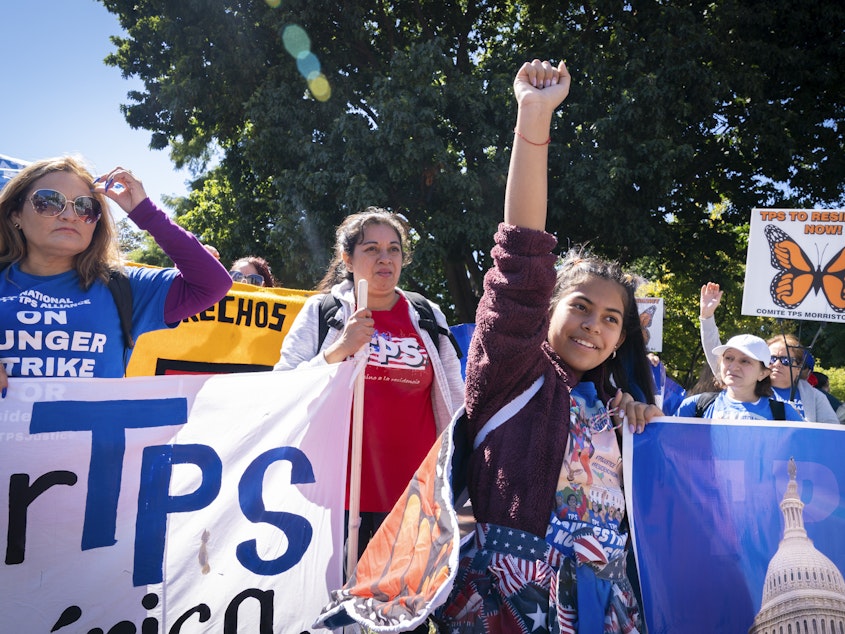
274, 207, 464, 558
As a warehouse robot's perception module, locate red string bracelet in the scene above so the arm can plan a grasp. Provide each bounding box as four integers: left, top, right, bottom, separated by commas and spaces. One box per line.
514, 128, 551, 146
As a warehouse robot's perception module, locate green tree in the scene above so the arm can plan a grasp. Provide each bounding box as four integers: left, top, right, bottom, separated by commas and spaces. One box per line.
118, 216, 172, 267
116, 217, 143, 256
125, 234, 173, 268
101, 0, 845, 352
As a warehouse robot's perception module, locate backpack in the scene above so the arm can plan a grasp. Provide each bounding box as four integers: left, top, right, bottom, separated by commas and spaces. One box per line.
693, 391, 786, 420
1, 262, 134, 351
107, 269, 135, 351
316, 290, 463, 359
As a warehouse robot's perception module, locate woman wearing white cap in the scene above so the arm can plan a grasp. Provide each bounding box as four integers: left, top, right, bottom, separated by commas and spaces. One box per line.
674, 333, 803, 420
699, 282, 838, 423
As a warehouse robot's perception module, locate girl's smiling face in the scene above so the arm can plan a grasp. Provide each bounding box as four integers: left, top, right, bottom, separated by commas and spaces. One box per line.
548, 276, 627, 381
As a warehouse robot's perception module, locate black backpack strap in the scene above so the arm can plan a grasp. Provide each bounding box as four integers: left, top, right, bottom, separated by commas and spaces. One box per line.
768, 399, 786, 421
316, 289, 464, 360
107, 269, 135, 351
694, 392, 719, 417
403, 290, 463, 360
317, 293, 345, 351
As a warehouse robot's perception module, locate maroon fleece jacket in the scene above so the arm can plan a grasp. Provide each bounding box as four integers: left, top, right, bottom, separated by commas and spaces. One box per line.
466, 223, 608, 538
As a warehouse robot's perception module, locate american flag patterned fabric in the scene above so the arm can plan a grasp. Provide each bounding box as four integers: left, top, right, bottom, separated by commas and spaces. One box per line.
315, 409, 642, 633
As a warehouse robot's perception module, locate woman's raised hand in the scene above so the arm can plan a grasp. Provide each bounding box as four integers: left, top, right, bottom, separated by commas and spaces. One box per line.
513, 59, 571, 111
700, 282, 723, 320
93, 167, 149, 214
506, 59, 571, 230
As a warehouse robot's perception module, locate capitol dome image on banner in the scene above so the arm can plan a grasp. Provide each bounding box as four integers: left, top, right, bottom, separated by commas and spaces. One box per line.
749, 458, 845, 633
625, 418, 845, 632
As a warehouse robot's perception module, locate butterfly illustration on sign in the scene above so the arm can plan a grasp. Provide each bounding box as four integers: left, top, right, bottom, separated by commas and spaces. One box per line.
764, 224, 845, 312
639, 304, 657, 346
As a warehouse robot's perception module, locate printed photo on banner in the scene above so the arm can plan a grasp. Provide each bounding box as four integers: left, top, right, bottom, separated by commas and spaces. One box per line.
0, 366, 354, 633
742, 208, 845, 323
624, 417, 845, 633
635, 297, 663, 352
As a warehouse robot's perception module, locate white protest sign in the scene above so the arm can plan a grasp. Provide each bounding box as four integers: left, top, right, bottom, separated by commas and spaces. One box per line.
742, 208, 845, 323
636, 297, 664, 352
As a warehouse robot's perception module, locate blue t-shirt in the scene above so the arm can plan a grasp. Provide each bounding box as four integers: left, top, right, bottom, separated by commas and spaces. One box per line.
674, 391, 803, 421
771, 386, 806, 419
0, 263, 177, 378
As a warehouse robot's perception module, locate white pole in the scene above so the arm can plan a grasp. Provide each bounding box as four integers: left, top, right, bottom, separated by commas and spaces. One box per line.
345, 279, 368, 578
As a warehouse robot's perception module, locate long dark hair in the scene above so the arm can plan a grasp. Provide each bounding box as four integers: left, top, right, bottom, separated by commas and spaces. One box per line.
316, 207, 412, 292
550, 247, 655, 404
753, 370, 774, 397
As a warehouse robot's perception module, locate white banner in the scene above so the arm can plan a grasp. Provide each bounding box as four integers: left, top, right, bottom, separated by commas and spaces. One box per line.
0, 364, 355, 632
742, 208, 845, 322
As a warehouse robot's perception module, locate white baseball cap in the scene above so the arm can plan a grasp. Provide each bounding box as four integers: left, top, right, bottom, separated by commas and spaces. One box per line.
713, 334, 771, 364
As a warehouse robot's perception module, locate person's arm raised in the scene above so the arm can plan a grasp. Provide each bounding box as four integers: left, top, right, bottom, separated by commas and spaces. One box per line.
504, 59, 571, 231
699, 282, 723, 320
699, 282, 724, 376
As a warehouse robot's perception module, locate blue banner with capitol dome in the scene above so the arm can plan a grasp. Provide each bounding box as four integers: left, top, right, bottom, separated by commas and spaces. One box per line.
624, 417, 845, 632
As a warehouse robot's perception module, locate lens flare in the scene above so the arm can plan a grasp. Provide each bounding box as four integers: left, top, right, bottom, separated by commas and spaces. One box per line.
265, 0, 282, 7
297, 52, 320, 79
282, 24, 310, 58
280, 23, 331, 101
308, 74, 331, 102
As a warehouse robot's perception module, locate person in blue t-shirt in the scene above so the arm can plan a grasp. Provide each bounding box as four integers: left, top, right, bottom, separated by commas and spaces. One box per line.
766, 334, 838, 423
675, 334, 803, 421
0, 156, 232, 396
699, 282, 838, 423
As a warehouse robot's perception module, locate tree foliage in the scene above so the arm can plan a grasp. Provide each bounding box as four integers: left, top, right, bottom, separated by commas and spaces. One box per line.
116, 217, 143, 255
100, 0, 845, 376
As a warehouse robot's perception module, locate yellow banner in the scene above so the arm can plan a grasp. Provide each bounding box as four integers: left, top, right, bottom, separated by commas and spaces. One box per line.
126, 280, 314, 376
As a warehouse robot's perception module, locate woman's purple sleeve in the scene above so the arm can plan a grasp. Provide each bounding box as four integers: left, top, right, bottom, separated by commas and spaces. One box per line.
127, 198, 232, 322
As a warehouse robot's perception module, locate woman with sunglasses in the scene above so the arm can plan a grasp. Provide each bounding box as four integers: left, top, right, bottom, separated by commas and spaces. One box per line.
766, 333, 838, 422
229, 255, 275, 287
0, 156, 232, 396
675, 333, 803, 420
699, 281, 838, 423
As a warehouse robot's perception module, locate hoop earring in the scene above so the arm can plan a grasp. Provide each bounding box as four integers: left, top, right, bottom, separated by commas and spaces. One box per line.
611, 349, 617, 359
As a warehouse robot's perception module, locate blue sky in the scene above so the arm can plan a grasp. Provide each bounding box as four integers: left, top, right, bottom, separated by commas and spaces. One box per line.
0, 0, 191, 214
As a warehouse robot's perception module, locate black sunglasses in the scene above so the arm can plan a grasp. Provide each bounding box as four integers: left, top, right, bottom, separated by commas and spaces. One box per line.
230, 270, 265, 286
770, 355, 803, 367
29, 189, 102, 224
